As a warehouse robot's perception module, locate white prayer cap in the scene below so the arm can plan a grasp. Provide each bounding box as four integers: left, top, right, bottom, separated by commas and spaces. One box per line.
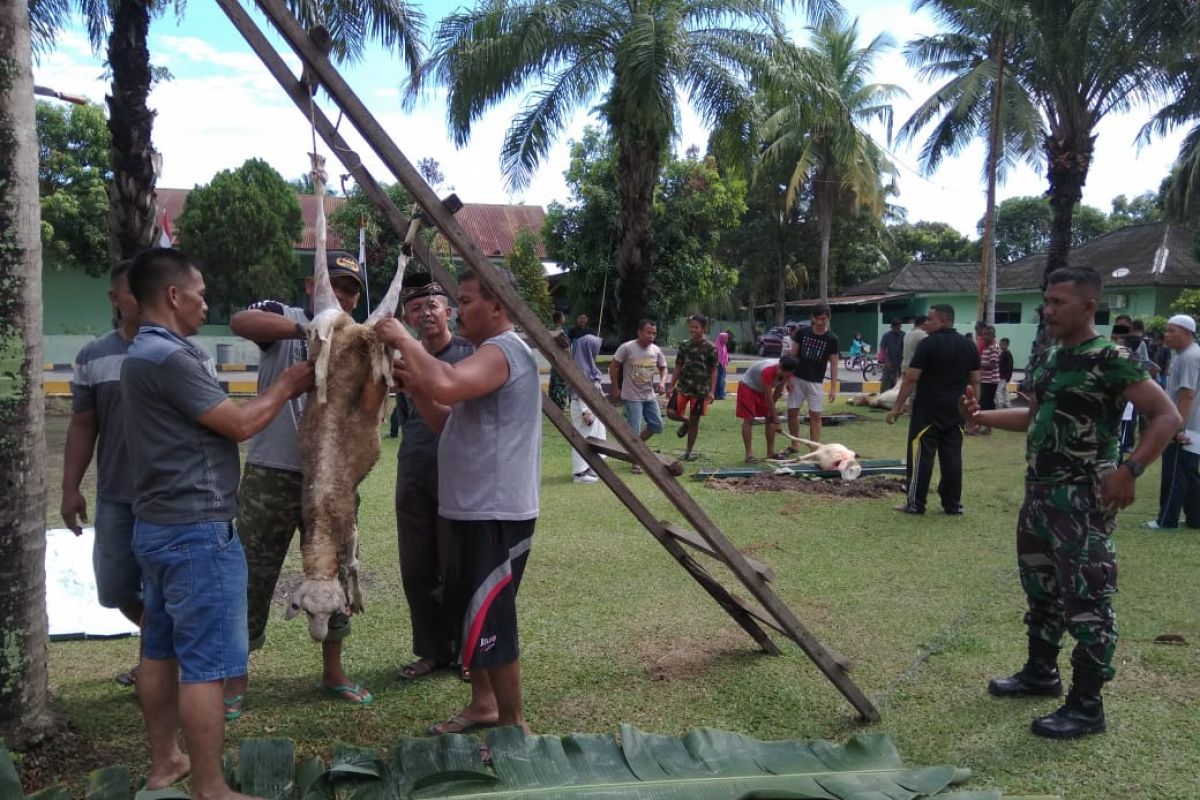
1168, 314, 1196, 334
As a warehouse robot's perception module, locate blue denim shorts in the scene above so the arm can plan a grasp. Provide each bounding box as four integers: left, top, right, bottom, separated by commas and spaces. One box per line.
93, 499, 142, 609
624, 399, 663, 435
133, 519, 249, 683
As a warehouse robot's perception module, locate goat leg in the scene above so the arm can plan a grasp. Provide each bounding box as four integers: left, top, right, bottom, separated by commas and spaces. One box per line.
345, 525, 365, 615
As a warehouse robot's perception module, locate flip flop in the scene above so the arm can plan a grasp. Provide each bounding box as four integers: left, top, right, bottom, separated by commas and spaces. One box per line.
425, 714, 496, 737
114, 666, 139, 687
223, 695, 245, 722
322, 683, 373, 706
744, 456, 760, 464
398, 659, 449, 681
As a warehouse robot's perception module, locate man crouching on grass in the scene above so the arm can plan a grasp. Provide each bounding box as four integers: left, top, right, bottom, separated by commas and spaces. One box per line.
961, 266, 1177, 739
376, 268, 540, 736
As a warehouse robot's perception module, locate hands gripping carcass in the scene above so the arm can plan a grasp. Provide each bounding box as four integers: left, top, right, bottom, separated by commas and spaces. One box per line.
286, 153, 409, 641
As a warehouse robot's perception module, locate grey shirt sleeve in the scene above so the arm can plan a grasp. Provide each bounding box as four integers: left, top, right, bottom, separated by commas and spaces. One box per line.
158, 350, 229, 419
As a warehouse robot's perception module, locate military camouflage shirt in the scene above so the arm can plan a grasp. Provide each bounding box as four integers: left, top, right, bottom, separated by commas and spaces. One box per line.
673, 338, 718, 397
1026, 335, 1148, 485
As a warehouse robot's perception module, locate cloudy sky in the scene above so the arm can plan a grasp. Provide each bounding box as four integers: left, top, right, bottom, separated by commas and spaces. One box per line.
33, 0, 1188, 238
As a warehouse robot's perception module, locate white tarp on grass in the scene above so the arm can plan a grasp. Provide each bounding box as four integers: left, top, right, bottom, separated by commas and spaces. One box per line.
45, 527, 140, 640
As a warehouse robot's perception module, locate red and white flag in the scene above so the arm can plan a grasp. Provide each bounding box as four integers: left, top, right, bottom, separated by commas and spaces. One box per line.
158, 208, 174, 248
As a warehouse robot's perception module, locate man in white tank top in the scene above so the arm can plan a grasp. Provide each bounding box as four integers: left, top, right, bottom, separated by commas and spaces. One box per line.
377, 269, 541, 737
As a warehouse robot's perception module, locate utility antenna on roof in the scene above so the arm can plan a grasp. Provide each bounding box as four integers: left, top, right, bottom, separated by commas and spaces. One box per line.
1152, 225, 1170, 275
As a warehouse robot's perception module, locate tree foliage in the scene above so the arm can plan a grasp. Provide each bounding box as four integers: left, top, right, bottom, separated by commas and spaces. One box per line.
506, 227, 553, 323
35, 100, 111, 274
884, 221, 978, 267
545, 128, 744, 335
328, 159, 450, 305
409, 0, 803, 337
176, 159, 302, 314
1108, 191, 1162, 227
985, 195, 1111, 263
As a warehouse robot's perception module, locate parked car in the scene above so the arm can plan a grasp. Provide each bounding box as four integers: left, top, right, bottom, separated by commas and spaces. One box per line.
756, 326, 790, 357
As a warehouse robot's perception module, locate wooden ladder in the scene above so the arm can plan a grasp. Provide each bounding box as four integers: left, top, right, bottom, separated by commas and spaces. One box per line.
215, 0, 878, 722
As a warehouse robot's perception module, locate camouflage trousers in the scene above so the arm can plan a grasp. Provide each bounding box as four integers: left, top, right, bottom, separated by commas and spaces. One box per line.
1017, 481, 1117, 681
237, 463, 351, 651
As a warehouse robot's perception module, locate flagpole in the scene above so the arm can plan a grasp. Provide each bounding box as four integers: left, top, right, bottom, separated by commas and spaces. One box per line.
358, 211, 371, 315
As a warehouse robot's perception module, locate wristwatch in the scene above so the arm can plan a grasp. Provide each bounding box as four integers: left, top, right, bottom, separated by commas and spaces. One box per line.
1123, 459, 1146, 478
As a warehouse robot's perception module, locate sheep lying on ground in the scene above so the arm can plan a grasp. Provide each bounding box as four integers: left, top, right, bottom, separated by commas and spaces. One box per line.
776, 435, 863, 481
845, 385, 900, 410
284, 154, 407, 642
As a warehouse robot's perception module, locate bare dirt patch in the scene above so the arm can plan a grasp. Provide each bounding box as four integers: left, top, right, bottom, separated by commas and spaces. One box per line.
705, 474, 906, 498
636, 627, 751, 682
15, 724, 121, 794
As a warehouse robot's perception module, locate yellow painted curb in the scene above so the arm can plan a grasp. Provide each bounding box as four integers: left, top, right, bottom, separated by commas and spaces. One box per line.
221, 380, 259, 395
44, 380, 72, 396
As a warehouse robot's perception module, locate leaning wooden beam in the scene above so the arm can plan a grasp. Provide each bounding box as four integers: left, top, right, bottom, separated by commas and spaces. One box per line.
585, 437, 684, 476
212, 0, 780, 657
662, 523, 774, 582
225, 0, 878, 721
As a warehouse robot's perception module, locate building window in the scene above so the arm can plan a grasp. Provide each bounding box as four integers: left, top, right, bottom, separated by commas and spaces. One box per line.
1095, 307, 1111, 326
994, 302, 1022, 324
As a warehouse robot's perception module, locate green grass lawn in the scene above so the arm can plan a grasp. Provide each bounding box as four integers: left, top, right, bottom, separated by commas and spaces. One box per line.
40, 397, 1200, 798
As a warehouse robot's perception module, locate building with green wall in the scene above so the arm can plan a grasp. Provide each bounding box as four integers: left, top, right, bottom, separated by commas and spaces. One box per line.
773, 222, 1197, 368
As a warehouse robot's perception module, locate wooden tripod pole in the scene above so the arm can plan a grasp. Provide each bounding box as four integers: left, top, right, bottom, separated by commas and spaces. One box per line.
216, 0, 878, 721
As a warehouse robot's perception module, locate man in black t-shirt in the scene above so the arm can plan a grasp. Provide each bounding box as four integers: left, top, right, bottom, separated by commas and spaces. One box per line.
886, 304, 980, 514
786, 304, 840, 445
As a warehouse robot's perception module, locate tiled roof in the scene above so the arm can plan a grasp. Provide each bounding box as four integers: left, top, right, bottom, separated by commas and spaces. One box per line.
998, 223, 1199, 289
848, 262, 980, 294
845, 222, 1200, 296
156, 187, 348, 251
438, 203, 547, 258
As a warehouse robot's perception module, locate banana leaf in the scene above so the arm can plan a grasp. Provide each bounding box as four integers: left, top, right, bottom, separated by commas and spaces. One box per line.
85, 766, 130, 800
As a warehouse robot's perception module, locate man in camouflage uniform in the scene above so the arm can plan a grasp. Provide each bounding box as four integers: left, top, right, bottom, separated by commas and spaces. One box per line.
665, 314, 718, 461
222, 251, 372, 718
962, 266, 1178, 739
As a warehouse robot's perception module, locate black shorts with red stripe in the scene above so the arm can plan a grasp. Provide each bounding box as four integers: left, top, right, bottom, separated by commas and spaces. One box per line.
442, 517, 536, 670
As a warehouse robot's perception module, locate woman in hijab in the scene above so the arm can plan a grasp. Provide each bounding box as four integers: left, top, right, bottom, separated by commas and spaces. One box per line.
714, 330, 731, 400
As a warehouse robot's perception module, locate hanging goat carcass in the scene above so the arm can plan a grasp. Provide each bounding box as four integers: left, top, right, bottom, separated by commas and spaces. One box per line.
285, 153, 408, 641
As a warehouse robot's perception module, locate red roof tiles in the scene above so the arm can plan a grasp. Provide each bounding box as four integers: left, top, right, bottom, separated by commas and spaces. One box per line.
155, 187, 348, 251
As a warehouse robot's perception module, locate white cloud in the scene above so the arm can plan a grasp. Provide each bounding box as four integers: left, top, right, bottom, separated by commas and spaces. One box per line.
31, 1, 1191, 243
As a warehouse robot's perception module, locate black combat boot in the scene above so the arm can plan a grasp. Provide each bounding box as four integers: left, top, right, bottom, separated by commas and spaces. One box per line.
987, 639, 1063, 697
1030, 671, 1106, 739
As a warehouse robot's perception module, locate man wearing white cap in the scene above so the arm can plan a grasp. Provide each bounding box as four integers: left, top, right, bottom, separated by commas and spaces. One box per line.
1145, 314, 1200, 530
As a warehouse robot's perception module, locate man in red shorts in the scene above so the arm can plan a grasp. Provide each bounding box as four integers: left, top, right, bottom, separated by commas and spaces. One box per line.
737, 355, 799, 462
665, 314, 719, 461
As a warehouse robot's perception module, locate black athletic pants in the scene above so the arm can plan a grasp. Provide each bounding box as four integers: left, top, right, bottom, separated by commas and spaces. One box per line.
904, 407, 964, 513
395, 469, 456, 663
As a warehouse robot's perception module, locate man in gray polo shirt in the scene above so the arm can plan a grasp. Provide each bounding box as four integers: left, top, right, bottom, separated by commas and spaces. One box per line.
121, 248, 312, 798
62, 258, 143, 684
377, 268, 541, 737
221, 251, 370, 717
393, 273, 474, 682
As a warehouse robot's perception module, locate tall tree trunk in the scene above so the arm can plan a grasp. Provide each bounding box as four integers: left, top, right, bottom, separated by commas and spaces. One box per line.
107, 0, 159, 262
979, 32, 1004, 324
614, 131, 661, 339
816, 200, 833, 304
1043, 127, 1094, 283
774, 241, 786, 326
0, 0, 56, 746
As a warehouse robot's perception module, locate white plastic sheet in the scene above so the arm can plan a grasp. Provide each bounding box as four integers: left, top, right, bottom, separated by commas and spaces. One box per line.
44, 528, 140, 640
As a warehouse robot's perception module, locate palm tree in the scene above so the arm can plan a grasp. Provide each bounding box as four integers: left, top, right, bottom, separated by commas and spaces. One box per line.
1007, 0, 1190, 279
897, 0, 1042, 323
30, 0, 426, 262
408, 0, 839, 337
1141, 19, 1200, 223
0, 0, 56, 744
902, 0, 1041, 326
759, 18, 900, 302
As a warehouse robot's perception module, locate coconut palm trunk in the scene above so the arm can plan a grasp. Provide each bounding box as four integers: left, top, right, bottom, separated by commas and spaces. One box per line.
615, 132, 662, 338
1043, 129, 1093, 281
814, 170, 835, 303
0, 0, 56, 745
106, 0, 161, 261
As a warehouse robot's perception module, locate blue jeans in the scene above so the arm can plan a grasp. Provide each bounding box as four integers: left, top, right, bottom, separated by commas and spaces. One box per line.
714, 364, 728, 399
1157, 443, 1200, 529
93, 499, 141, 609
624, 399, 663, 435
134, 519, 249, 683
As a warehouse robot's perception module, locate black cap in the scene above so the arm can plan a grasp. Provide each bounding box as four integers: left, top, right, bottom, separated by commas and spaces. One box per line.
401, 272, 447, 303
326, 251, 365, 290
